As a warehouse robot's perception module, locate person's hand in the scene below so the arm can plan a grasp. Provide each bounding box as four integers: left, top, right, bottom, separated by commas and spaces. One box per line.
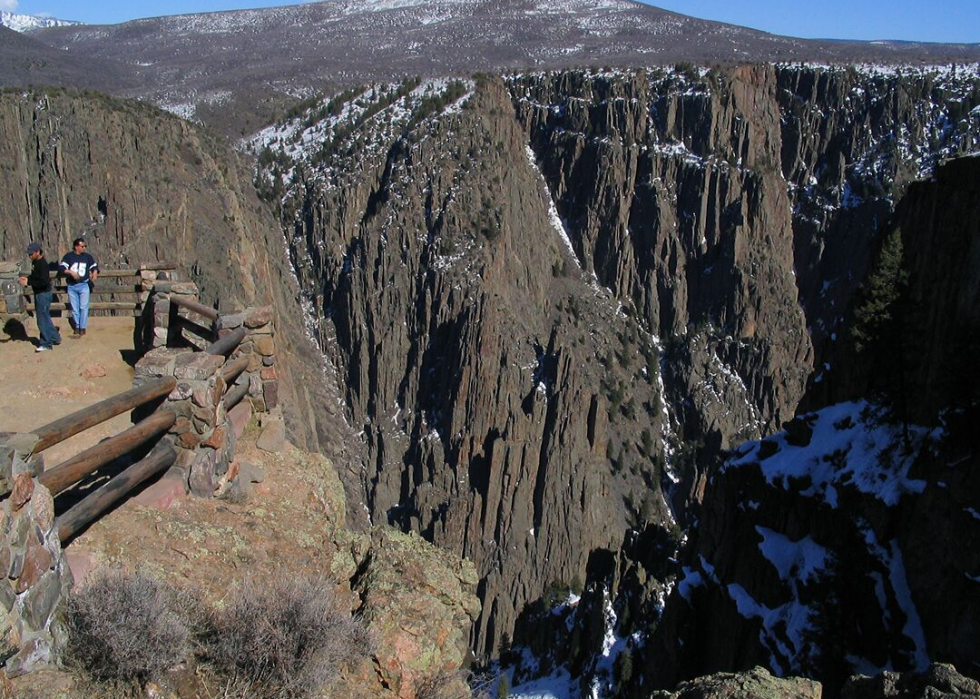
17, 276, 27, 287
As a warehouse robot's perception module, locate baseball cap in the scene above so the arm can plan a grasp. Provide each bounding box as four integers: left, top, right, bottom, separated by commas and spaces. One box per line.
26, 242, 41, 255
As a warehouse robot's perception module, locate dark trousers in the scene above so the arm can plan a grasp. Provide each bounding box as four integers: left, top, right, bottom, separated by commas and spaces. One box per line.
34, 291, 62, 348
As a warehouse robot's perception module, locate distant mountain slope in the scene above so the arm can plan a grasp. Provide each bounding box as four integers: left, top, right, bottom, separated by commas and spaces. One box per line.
25, 0, 980, 134
0, 25, 140, 93
0, 10, 79, 32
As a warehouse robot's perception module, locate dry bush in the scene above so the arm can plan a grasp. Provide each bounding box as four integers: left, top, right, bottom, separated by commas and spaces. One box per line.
203, 576, 374, 699
415, 670, 496, 699
64, 569, 189, 688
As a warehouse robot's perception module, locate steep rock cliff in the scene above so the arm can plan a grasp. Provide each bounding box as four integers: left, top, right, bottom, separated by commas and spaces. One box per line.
263, 78, 671, 658
630, 157, 980, 695
253, 65, 980, 663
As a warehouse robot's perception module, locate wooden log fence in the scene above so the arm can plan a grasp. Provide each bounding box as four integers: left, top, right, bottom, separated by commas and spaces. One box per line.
39, 410, 176, 496
17, 277, 272, 542
175, 315, 215, 342
55, 439, 177, 543
170, 294, 219, 323
32, 377, 177, 453
22, 264, 177, 316
224, 379, 250, 410
206, 327, 247, 356
26, 302, 141, 312
220, 355, 249, 383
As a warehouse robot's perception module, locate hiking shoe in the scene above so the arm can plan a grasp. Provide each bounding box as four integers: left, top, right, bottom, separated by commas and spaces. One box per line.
35, 345, 51, 353
79, 329, 87, 337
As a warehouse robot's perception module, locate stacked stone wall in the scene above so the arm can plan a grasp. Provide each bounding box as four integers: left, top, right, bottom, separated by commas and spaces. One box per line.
0, 434, 72, 678
0, 262, 28, 343
134, 281, 278, 498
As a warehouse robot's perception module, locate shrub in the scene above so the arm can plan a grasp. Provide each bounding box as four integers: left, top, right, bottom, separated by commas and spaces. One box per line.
64, 569, 189, 688
203, 576, 374, 699
415, 669, 495, 699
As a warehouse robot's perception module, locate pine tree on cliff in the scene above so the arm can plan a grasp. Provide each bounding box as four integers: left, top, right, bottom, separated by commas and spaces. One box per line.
850, 227, 911, 442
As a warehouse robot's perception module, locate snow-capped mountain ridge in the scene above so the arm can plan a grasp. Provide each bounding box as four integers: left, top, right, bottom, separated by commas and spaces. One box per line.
0, 10, 78, 32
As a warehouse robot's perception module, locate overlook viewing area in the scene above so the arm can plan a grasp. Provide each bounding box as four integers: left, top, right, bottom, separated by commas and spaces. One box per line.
0, 262, 294, 678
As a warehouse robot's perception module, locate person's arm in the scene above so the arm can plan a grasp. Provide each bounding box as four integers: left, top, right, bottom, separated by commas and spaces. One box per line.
60, 256, 80, 281
90, 258, 99, 281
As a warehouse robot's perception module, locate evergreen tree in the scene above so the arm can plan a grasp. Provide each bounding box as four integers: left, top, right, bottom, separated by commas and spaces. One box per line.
851, 227, 908, 354
850, 227, 911, 441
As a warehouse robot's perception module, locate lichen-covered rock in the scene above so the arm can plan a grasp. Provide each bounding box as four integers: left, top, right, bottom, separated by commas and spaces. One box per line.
350, 528, 480, 699
841, 664, 980, 699
651, 666, 822, 699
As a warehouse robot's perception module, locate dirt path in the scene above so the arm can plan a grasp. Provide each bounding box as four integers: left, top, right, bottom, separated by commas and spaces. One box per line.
0, 316, 138, 467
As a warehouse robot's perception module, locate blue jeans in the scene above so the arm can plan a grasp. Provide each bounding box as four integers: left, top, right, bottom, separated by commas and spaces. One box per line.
67, 283, 90, 330
34, 291, 62, 348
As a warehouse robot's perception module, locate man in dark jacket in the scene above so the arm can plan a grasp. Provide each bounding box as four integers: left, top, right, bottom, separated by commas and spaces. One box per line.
17, 242, 62, 352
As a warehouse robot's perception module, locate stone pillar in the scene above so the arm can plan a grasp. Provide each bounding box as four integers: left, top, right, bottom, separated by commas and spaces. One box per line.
133, 347, 236, 498
239, 306, 278, 413
131, 299, 279, 499
0, 433, 72, 678
0, 262, 28, 343
136, 279, 209, 353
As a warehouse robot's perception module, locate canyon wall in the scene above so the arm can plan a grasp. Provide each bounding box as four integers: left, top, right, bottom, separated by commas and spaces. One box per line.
255, 64, 980, 661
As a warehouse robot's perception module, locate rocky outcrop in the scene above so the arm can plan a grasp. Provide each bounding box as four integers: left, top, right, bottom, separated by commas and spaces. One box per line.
650, 666, 822, 699
842, 664, 980, 699
0, 87, 343, 456
646, 664, 980, 699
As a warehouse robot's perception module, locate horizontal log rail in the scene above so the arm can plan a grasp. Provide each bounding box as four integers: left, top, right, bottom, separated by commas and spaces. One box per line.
224, 379, 250, 410
39, 410, 176, 497
24, 284, 142, 296
32, 377, 177, 453
40, 264, 176, 278
170, 295, 219, 322
206, 327, 246, 357
56, 438, 177, 543
26, 301, 140, 312
175, 315, 214, 343
220, 355, 249, 384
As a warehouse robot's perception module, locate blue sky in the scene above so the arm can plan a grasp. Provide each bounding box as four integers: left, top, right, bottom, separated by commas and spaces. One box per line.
5, 0, 980, 44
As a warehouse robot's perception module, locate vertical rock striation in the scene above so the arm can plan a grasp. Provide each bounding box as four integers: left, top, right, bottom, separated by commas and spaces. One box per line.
254, 65, 980, 661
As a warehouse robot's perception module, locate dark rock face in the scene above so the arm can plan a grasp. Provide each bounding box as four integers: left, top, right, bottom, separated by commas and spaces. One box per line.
254, 65, 980, 663
279, 79, 670, 657
511, 66, 813, 444
631, 159, 980, 696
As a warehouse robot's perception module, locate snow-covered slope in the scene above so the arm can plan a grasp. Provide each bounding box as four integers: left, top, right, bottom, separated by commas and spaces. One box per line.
0, 11, 78, 32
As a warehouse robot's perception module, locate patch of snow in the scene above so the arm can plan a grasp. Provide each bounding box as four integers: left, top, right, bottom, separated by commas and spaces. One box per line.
726, 401, 936, 507
677, 566, 704, 601
0, 10, 79, 31
859, 526, 930, 671
756, 527, 830, 584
